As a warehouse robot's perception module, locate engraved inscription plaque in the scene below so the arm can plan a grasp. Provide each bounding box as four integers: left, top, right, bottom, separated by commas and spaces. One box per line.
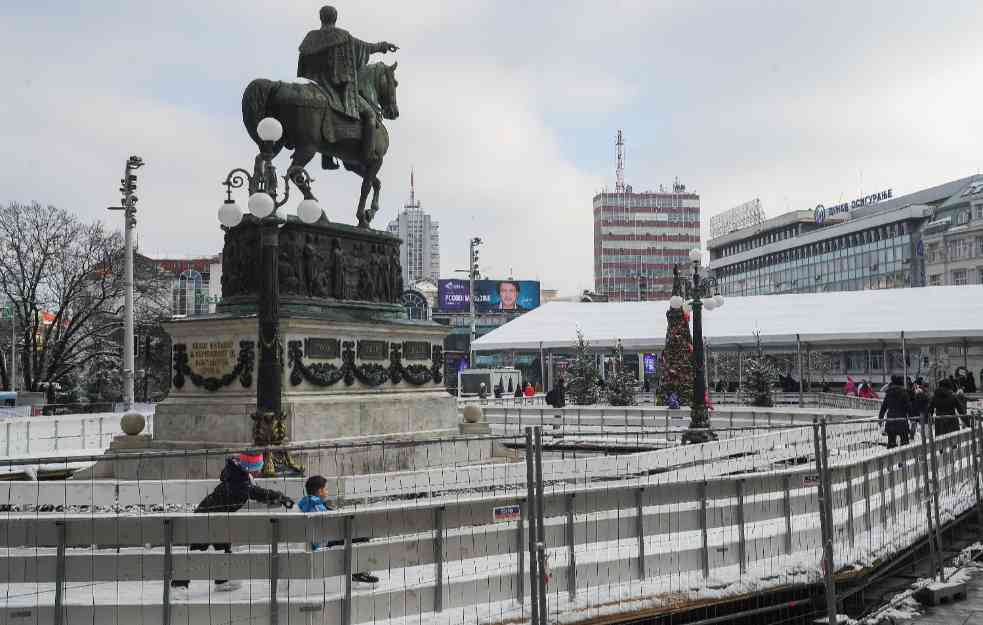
357, 340, 389, 361
189, 341, 235, 377
403, 341, 431, 361
305, 338, 340, 360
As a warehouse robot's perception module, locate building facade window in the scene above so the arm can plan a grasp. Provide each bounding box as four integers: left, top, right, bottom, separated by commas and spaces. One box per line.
869, 352, 884, 371
846, 351, 867, 372
953, 269, 968, 285
929, 274, 943, 286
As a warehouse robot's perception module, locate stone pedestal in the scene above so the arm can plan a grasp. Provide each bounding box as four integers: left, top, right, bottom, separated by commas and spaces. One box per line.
154, 313, 456, 447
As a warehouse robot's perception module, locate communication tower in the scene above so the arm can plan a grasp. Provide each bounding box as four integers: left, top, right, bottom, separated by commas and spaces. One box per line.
615, 130, 626, 193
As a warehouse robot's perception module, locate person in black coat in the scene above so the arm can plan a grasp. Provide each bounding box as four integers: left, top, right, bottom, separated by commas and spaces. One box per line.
910, 383, 930, 424
927, 379, 966, 437
879, 376, 912, 448
171, 452, 294, 591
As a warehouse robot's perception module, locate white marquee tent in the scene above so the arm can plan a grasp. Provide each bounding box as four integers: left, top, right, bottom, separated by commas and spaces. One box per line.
472, 285, 983, 353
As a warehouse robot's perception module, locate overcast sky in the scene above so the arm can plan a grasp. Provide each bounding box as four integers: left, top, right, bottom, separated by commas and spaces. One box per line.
2, 1, 981, 295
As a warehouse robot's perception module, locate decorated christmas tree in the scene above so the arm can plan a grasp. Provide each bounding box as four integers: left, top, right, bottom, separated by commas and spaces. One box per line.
605, 339, 637, 406
567, 327, 600, 405
743, 331, 776, 407
658, 266, 694, 406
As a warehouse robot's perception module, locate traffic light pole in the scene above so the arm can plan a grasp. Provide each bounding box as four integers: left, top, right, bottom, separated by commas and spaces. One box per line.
468, 237, 481, 367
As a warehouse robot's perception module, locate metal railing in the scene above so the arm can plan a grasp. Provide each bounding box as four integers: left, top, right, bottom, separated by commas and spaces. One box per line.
1, 415, 980, 625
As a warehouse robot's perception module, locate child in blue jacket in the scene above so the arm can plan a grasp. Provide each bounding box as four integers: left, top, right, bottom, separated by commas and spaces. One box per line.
298, 475, 378, 584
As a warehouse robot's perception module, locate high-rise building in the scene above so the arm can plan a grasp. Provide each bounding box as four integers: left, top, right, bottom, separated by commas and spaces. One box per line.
388, 171, 440, 287
592, 131, 702, 301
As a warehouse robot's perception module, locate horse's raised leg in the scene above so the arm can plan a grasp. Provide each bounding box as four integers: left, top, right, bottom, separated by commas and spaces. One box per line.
289, 147, 318, 200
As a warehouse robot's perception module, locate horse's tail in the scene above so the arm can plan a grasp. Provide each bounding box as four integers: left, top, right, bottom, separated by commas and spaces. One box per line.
241, 79, 283, 149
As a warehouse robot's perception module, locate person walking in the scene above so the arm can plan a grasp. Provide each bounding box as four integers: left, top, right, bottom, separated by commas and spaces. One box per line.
927, 379, 965, 437
879, 376, 912, 448
171, 451, 294, 592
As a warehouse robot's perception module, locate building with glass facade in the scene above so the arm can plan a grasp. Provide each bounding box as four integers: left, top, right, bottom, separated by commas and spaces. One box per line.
708, 176, 983, 297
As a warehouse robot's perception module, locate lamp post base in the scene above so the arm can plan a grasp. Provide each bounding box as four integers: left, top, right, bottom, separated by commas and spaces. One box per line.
682, 404, 717, 445
252, 410, 305, 476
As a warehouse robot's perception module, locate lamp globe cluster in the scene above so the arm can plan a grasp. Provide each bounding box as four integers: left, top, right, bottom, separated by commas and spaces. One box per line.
217, 117, 325, 226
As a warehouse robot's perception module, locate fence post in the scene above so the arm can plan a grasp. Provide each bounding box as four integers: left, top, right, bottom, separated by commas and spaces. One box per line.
972, 417, 983, 538
54, 520, 66, 625
783, 474, 793, 555
4, 421, 10, 456
862, 461, 872, 533
53, 419, 59, 451
524, 429, 540, 625
812, 418, 837, 625
736, 479, 747, 575
887, 457, 898, 525
635, 487, 646, 579
845, 466, 855, 548
699, 481, 710, 579
517, 502, 525, 605
25, 420, 30, 454
270, 518, 280, 625
566, 493, 576, 599
877, 458, 888, 529
343, 516, 353, 625
917, 416, 943, 583
80, 418, 87, 450
925, 417, 946, 582
162, 519, 173, 625
534, 427, 547, 625
434, 506, 445, 613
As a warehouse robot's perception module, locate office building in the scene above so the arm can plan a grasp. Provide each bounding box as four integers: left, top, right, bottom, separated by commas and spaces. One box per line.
593, 131, 701, 301
709, 175, 983, 297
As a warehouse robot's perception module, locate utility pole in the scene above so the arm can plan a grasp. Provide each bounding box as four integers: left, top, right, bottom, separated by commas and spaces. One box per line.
469, 237, 482, 367
108, 155, 144, 409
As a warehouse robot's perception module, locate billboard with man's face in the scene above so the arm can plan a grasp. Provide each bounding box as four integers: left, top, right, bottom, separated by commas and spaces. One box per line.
437, 279, 541, 313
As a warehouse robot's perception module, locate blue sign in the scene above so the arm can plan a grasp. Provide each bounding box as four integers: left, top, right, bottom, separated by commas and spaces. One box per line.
916, 240, 925, 257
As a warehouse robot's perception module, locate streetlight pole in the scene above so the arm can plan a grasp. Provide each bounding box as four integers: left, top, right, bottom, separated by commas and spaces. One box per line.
108, 156, 144, 409
218, 116, 320, 475
677, 249, 724, 445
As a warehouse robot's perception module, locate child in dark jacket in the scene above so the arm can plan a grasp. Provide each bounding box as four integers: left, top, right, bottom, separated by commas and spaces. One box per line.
171, 451, 295, 592
298, 475, 378, 584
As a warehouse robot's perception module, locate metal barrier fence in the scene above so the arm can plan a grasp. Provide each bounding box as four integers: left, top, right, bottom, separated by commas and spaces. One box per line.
458, 392, 882, 411
1, 413, 980, 625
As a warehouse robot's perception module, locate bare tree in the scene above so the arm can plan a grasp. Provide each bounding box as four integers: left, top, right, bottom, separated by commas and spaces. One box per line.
0, 202, 170, 394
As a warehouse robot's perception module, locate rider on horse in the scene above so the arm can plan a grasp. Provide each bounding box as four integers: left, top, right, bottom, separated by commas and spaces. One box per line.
297, 6, 398, 170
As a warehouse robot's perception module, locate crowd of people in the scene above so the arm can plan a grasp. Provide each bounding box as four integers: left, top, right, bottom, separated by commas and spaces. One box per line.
877, 375, 972, 449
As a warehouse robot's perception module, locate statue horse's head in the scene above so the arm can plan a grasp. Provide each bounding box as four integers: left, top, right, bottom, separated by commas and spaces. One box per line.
363, 62, 399, 120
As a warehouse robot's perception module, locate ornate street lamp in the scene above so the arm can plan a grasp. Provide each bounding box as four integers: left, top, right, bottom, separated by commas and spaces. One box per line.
675, 248, 725, 444
218, 116, 322, 475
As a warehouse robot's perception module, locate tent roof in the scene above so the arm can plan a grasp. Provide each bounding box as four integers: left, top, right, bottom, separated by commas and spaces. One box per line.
471, 285, 983, 352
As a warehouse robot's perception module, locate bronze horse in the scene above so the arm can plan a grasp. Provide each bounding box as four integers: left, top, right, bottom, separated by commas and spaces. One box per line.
242, 62, 399, 228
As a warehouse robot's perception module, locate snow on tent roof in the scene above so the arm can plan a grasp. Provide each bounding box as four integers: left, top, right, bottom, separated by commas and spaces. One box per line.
471, 285, 983, 352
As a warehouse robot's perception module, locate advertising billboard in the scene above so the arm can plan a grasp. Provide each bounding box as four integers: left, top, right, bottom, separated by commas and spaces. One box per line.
437, 279, 541, 313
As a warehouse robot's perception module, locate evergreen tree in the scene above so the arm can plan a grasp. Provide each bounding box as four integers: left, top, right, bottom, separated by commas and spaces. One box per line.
567, 328, 600, 405
658, 267, 694, 405
743, 332, 776, 407
606, 339, 637, 406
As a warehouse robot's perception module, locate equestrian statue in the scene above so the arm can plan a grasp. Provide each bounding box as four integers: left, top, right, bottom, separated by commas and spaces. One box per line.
242, 5, 399, 228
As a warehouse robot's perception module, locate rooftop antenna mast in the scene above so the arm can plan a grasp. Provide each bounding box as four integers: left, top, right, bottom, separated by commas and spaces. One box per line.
615, 129, 626, 193
406, 168, 420, 210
